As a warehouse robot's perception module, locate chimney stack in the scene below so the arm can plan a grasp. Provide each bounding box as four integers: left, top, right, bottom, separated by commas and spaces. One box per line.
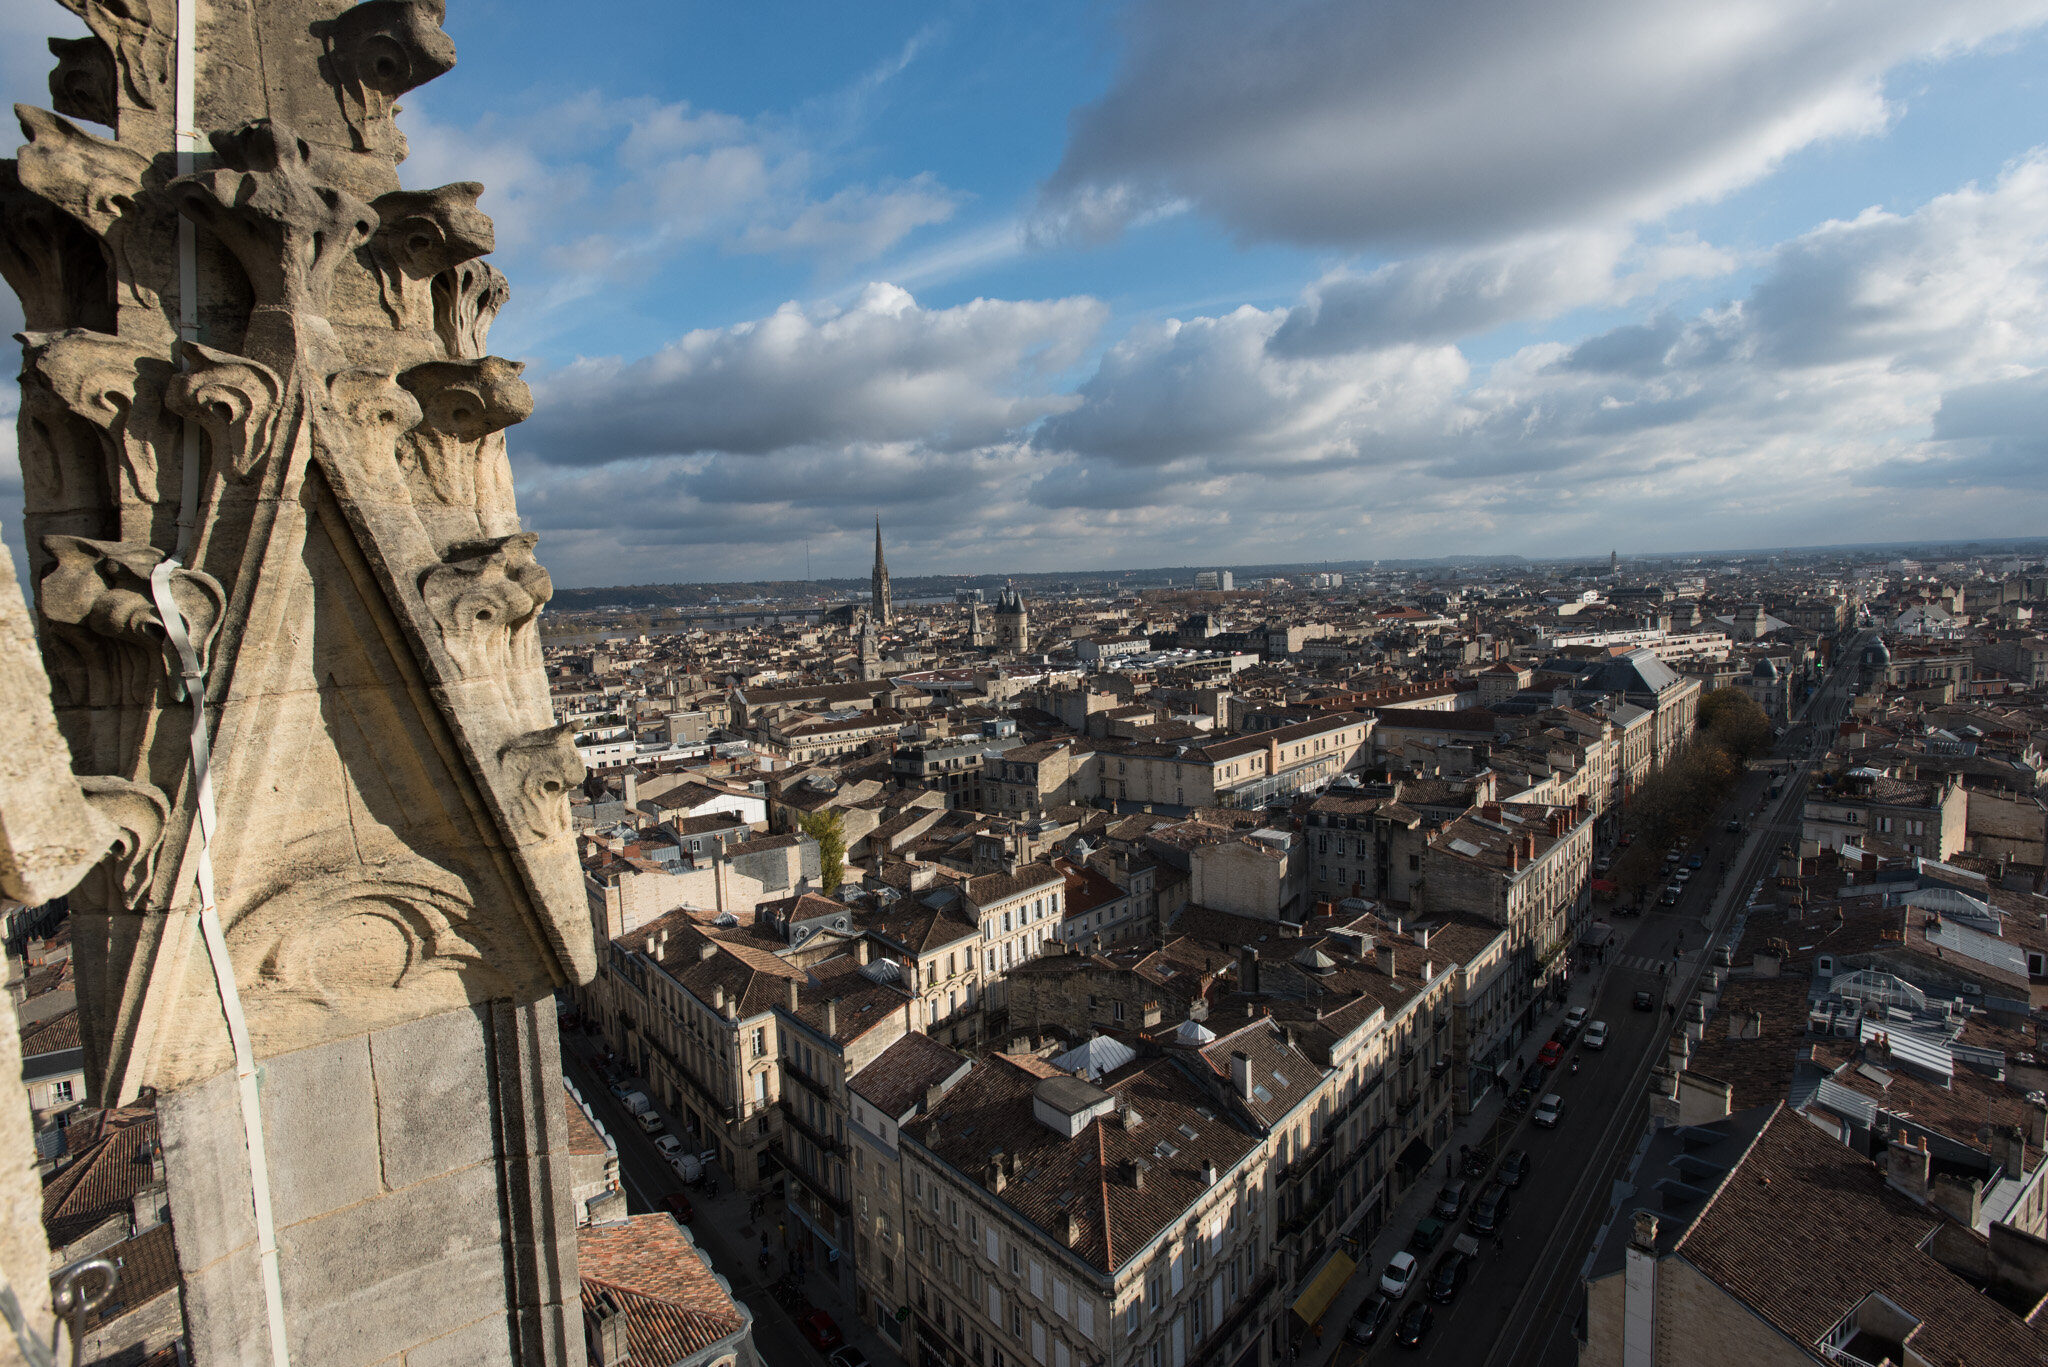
1885, 1129, 1932, 1202
855, 939, 870, 965
1202, 1160, 1219, 1187
788, 977, 801, 1011
1239, 944, 1261, 996
826, 998, 839, 1038
1230, 1051, 1253, 1100
711, 985, 726, 1013
1377, 945, 1398, 978
987, 1157, 1007, 1193
698, 941, 716, 962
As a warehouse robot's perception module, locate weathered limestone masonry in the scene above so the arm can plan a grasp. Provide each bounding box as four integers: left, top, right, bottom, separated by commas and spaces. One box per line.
1, 1, 595, 1363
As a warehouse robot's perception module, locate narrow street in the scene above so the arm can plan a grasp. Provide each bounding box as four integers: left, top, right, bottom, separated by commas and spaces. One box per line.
1301, 635, 1864, 1367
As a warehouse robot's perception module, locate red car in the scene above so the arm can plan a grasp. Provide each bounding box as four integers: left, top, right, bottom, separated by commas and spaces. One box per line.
797, 1309, 844, 1352
1537, 1040, 1564, 1069
660, 1192, 694, 1223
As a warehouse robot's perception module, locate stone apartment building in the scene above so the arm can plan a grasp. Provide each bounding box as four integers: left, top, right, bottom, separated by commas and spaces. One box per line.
1190, 832, 1308, 922
1422, 799, 1596, 1031
1105, 713, 1375, 813
1228, 921, 1461, 1311
859, 882, 988, 1049
986, 739, 1102, 814
772, 958, 923, 1304
848, 1033, 977, 1357
588, 904, 879, 1189
897, 1029, 1310, 1367
966, 864, 1071, 1023
1802, 771, 1969, 860
1304, 790, 1432, 908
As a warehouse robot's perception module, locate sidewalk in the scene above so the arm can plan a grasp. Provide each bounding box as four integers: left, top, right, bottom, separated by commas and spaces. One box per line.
1290, 971, 1603, 1367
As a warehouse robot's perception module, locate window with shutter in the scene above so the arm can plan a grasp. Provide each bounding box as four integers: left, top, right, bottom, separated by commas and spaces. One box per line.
1032, 1321, 1046, 1365
1030, 1260, 1043, 1299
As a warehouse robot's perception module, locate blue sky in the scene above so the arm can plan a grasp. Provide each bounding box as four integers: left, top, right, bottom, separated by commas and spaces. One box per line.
7, 0, 2048, 587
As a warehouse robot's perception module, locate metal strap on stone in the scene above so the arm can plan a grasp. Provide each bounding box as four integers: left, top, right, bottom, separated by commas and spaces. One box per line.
141, 10, 289, 1361
149, 556, 290, 1367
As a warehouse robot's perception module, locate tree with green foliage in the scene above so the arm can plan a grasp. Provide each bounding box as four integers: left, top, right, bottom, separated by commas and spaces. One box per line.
798, 809, 847, 894
1697, 687, 1772, 761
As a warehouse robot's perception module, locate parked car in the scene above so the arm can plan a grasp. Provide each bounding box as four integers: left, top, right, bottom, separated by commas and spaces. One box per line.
659, 1191, 693, 1223
1433, 1180, 1468, 1220
1618, 832, 1634, 846
620, 1090, 652, 1116
635, 1110, 664, 1134
1409, 1217, 1448, 1253
1533, 1093, 1564, 1128
797, 1310, 843, 1352
1393, 1301, 1435, 1349
1659, 885, 1681, 905
1522, 1062, 1547, 1092
1687, 853, 1705, 870
1674, 868, 1692, 884
1633, 990, 1656, 1012
1469, 1182, 1510, 1236
1537, 1040, 1564, 1069
1428, 1251, 1469, 1304
1380, 1251, 1419, 1299
1584, 1020, 1610, 1050
1726, 818, 1742, 833
1594, 855, 1611, 873
1564, 1006, 1588, 1036
1346, 1295, 1394, 1345
828, 1349, 871, 1367
1499, 1150, 1532, 1189
653, 1135, 683, 1157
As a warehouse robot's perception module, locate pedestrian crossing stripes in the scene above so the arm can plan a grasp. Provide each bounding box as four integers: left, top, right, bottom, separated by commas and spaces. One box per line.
1615, 953, 1690, 974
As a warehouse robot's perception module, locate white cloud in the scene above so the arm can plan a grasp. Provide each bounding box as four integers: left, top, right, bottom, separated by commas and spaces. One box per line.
394, 74, 966, 342
735, 176, 962, 264
1267, 231, 1735, 357
515, 283, 1107, 464
1038, 0, 2048, 248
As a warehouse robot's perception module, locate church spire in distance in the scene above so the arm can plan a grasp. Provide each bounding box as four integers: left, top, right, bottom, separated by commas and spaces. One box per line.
871, 513, 893, 624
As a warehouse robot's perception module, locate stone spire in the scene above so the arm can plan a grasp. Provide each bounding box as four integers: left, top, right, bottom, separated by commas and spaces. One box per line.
871, 512, 893, 624
2, 1, 589, 1360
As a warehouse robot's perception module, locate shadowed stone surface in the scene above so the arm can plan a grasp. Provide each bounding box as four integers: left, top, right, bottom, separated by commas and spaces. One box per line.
3, 0, 593, 1360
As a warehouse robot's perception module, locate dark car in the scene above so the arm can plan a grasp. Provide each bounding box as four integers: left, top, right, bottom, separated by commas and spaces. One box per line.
1687, 853, 1705, 870
1461, 1146, 1489, 1179
1726, 818, 1742, 833
1537, 1040, 1564, 1068
659, 1191, 694, 1223
828, 1350, 871, 1367
1633, 990, 1656, 1012
1394, 1300, 1434, 1348
1499, 1149, 1531, 1189
1428, 1251, 1468, 1304
797, 1310, 843, 1352
1469, 1182, 1510, 1235
1433, 1180, 1468, 1220
1346, 1295, 1394, 1345
1522, 1061, 1547, 1092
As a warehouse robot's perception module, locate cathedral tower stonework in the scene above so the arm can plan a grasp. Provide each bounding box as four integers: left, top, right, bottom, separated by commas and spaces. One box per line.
871, 513, 892, 624
1, 1, 592, 1362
